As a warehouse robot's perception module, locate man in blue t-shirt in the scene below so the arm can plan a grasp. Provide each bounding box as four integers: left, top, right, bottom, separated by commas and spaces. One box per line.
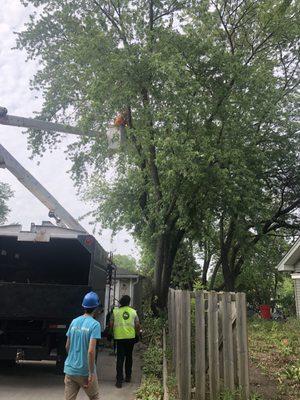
64, 291, 101, 400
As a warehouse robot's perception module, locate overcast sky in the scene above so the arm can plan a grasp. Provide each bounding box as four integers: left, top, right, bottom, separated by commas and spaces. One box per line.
0, 0, 138, 258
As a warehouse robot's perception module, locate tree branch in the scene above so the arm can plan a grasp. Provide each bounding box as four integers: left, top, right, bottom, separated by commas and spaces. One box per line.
153, 1, 182, 23
93, 0, 129, 48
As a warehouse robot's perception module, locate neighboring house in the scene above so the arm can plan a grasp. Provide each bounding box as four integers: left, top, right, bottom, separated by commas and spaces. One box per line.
115, 267, 142, 308
277, 238, 300, 318
103, 266, 145, 324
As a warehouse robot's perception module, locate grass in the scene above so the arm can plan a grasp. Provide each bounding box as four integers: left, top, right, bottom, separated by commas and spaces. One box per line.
218, 389, 265, 400
248, 318, 300, 400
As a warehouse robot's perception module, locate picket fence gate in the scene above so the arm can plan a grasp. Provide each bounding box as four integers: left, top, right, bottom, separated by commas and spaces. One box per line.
167, 289, 250, 400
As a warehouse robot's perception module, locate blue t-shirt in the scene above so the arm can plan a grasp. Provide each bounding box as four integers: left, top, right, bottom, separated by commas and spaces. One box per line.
64, 315, 101, 376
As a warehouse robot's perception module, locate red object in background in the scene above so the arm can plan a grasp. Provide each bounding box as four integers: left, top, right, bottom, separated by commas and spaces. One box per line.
259, 304, 272, 319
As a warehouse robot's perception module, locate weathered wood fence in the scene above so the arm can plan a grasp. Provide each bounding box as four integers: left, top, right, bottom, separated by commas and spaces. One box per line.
167, 289, 249, 400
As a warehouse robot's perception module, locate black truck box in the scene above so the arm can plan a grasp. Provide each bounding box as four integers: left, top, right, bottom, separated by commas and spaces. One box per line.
0, 283, 90, 320
0, 224, 108, 365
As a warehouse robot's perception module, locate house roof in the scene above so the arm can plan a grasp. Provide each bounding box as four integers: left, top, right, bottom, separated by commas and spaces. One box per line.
277, 237, 300, 272
116, 266, 140, 279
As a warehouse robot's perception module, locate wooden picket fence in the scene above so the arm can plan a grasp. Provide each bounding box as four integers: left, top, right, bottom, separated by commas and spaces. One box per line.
167, 289, 250, 400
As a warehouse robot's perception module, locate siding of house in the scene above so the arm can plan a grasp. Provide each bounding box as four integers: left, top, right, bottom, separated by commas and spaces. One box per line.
293, 277, 300, 318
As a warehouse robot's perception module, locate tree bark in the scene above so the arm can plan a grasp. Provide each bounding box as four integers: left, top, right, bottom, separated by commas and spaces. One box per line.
153, 227, 185, 310
201, 247, 212, 288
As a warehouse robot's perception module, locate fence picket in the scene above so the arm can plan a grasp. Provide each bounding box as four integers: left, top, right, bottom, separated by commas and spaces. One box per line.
169, 290, 176, 368
208, 291, 220, 400
167, 289, 249, 400
221, 292, 235, 391
236, 293, 250, 399
175, 290, 182, 395
180, 291, 191, 400
195, 291, 206, 400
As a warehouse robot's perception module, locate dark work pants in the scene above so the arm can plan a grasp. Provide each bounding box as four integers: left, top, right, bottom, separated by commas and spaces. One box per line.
116, 339, 135, 382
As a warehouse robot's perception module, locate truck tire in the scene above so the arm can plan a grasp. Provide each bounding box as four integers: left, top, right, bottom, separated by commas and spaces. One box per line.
55, 339, 67, 375
55, 354, 66, 375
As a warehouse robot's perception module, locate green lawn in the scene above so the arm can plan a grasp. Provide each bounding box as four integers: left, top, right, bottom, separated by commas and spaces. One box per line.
248, 318, 300, 400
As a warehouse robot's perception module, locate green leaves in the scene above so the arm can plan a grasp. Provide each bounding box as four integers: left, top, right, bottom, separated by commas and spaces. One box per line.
0, 183, 13, 224
17, 0, 300, 294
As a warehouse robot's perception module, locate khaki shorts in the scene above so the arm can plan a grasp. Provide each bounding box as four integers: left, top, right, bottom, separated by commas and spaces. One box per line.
64, 374, 100, 400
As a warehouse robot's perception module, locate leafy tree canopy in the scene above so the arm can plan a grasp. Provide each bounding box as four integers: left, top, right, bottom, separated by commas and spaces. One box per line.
17, 0, 300, 305
236, 236, 289, 306
171, 241, 200, 290
113, 253, 137, 272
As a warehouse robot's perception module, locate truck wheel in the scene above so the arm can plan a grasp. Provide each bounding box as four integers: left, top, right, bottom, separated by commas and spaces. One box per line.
55, 353, 66, 375
55, 339, 67, 375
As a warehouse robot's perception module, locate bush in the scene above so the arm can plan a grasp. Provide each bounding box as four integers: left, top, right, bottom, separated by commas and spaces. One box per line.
218, 389, 265, 400
136, 376, 163, 400
142, 313, 165, 345
142, 343, 163, 378
138, 313, 165, 399
277, 277, 296, 316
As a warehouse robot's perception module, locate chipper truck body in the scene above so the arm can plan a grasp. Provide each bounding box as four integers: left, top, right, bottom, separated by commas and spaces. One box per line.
0, 222, 108, 372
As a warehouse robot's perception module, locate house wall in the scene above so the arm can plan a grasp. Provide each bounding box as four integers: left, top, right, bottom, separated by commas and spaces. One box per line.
118, 278, 131, 299
292, 274, 300, 318
295, 262, 300, 273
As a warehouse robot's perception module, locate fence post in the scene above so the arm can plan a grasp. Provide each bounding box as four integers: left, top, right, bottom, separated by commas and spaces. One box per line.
195, 291, 206, 400
236, 293, 250, 399
221, 292, 235, 392
208, 291, 220, 400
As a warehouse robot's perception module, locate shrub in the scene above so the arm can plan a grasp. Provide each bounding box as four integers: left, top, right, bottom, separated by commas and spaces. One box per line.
142, 343, 163, 378
142, 314, 165, 346
136, 376, 163, 400
218, 389, 265, 400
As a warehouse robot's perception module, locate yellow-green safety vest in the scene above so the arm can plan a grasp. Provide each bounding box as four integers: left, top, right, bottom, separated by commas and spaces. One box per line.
113, 306, 137, 340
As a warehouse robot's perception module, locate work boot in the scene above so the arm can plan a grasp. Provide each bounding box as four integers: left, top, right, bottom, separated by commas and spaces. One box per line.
125, 376, 131, 383
116, 381, 122, 388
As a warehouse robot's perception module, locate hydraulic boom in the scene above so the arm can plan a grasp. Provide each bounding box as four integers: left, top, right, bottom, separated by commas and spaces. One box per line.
0, 143, 86, 232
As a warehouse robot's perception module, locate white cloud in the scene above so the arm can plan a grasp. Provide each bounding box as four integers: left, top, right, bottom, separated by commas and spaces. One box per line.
0, 0, 138, 258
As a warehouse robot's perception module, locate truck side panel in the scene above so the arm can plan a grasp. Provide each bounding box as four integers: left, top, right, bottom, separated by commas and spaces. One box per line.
0, 283, 90, 319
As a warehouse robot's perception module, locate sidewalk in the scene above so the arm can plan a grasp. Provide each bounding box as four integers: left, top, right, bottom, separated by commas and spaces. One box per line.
96, 345, 142, 400
0, 344, 143, 400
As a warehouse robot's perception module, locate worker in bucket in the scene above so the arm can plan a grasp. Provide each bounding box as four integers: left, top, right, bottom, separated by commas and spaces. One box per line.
64, 291, 101, 400
110, 295, 141, 388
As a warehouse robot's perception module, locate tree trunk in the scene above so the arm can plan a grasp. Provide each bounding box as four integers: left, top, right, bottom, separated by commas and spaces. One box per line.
221, 255, 235, 292
201, 252, 211, 288
209, 260, 221, 290
153, 228, 185, 311
223, 256, 245, 292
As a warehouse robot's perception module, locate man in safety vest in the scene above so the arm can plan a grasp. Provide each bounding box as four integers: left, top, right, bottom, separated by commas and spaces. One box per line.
110, 295, 141, 388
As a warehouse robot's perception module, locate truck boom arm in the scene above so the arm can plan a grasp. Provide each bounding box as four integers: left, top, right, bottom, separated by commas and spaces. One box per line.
0, 113, 97, 138
0, 144, 86, 232
0, 106, 124, 230
0, 106, 125, 148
